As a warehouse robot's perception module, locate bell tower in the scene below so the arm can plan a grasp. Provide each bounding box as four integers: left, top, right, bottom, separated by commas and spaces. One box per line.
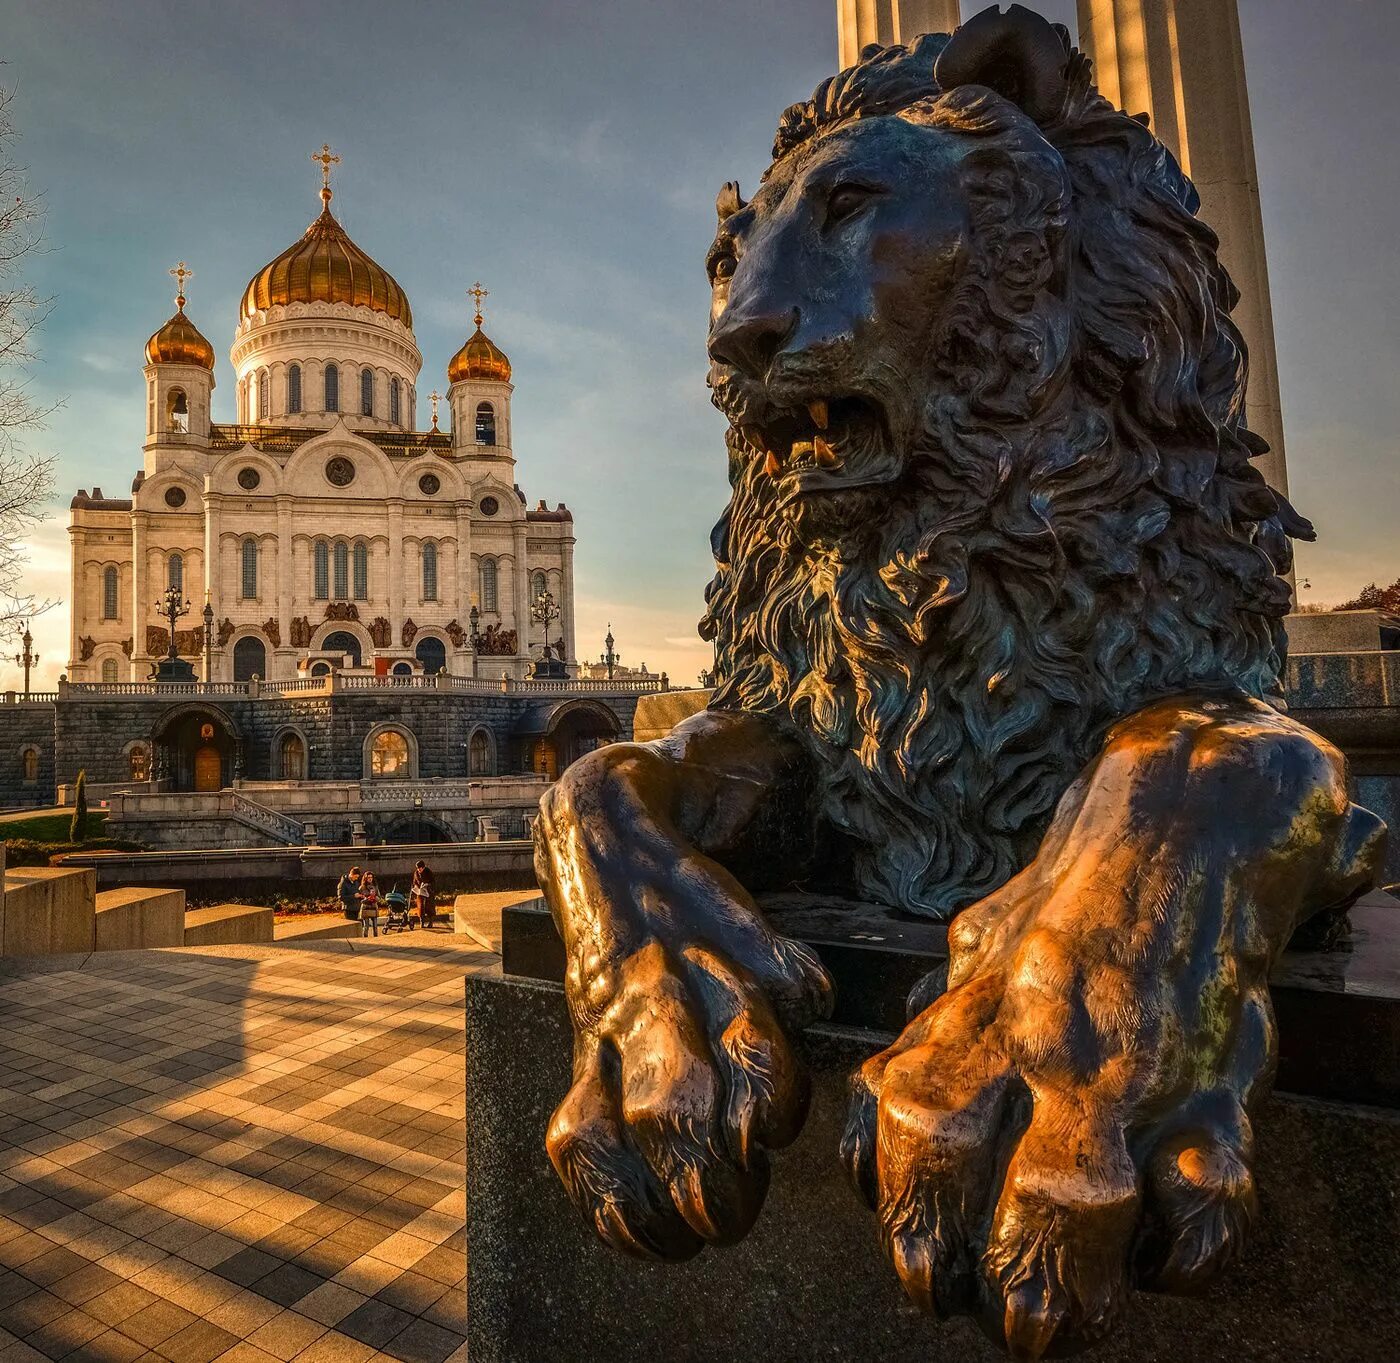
447, 283, 513, 462
143, 262, 215, 447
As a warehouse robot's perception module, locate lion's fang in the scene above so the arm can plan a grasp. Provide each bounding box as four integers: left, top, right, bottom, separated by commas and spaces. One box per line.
814, 436, 838, 467
764, 449, 781, 476
808, 399, 829, 430
790, 440, 814, 461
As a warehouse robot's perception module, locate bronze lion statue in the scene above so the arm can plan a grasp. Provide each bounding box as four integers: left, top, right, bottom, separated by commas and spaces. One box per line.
534, 6, 1386, 1356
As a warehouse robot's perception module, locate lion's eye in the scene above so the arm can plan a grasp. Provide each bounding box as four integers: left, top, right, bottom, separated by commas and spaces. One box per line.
826, 184, 876, 224
711, 254, 736, 282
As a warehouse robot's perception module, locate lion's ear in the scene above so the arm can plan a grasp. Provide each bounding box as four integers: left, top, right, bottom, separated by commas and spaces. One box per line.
933, 3, 1072, 126
716, 181, 746, 223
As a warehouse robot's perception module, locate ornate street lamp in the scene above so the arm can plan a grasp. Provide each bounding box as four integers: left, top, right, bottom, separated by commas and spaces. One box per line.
202, 593, 214, 685
154, 584, 191, 672
531, 588, 560, 660
603, 624, 616, 681
12, 622, 37, 698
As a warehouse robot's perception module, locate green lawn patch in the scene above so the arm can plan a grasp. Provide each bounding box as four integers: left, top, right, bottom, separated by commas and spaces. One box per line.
1, 811, 107, 843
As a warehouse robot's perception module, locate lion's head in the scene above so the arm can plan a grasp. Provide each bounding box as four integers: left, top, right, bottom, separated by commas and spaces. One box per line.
700, 5, 1308, 918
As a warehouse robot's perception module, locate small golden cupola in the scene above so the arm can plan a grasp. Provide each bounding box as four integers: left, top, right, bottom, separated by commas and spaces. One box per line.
145, 262, 214, 369
448, 283, 511, 383
240, 145, 412, 327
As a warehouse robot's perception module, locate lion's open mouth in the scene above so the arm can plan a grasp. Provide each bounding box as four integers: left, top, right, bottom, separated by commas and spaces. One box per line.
736, 395, 891, 497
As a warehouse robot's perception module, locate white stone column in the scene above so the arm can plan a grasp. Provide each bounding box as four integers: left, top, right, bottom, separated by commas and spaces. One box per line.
455, 501, 473, 672
838, 0, 961, 67
203, 487, 222, 680
131, 511, 149, 675
274, 495, 293, 676
560, 535, 576, 667
1076, 0, 1287, 496
512, 522, 529, 668
387, 499, 404, 650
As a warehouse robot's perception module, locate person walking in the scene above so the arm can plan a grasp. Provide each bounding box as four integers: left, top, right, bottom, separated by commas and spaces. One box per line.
337, 866, 362, 921
410, 859, 437, 929
358, 870, 382, 937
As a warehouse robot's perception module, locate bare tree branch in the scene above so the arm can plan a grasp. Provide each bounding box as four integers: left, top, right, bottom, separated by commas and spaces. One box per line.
0, 80, 59, 638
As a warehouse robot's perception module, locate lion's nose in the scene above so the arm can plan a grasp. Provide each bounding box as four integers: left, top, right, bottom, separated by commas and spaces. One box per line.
708, 305, 799, 378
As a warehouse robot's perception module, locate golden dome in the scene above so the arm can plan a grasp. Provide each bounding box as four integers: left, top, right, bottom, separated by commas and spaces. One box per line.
448, 325, 511, 384
145, 301, 214, 369
240, 187, 412, 327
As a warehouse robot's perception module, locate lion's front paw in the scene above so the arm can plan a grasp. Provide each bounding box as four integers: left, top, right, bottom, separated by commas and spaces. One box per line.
549, 935, 829, 1260
841, 954, 1268, 1359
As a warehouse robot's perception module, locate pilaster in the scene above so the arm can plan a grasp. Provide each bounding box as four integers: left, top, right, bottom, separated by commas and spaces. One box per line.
1076, 0, 1287, 495
837, 0, 962, 68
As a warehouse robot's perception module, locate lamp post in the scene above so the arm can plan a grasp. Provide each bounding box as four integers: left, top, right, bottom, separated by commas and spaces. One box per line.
156, 584, 191, 661
531, 588, 560, 661
603, 624, 616, 681
469, 599, 482, 680
12, 623, 37, 698
202, 594, 214, 685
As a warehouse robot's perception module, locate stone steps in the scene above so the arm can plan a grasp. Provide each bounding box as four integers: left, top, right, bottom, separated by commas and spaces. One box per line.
184, 903, 274, 947
1, 866, 97, 957
95, 886, 185, 950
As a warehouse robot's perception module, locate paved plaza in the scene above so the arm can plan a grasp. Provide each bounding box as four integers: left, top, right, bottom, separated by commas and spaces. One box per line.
0, 932, 494, 1363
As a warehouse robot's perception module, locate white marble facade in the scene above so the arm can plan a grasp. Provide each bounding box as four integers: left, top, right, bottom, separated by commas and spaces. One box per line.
68, 179, 576, 684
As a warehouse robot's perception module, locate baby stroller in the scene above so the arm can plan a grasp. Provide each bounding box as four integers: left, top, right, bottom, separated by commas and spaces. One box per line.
383, 889, 414, 933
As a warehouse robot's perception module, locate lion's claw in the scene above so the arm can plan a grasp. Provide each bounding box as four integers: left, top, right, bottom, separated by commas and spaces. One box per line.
549, 934, 827, 1259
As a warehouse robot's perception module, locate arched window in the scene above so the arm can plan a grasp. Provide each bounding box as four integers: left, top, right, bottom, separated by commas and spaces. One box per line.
279, 732, 306, 780
168, 388, 189, 433
323, 631, 362, 667
233, 635, 266, 681
313, 540, 329, 599
360, 367, 374, 416
324, 363, 339, 412
258, 370, 269, 419
531, 570, 547, 602
241, 538, 258, 599
475, 402, 496, 445
101, 658, 119, 684
102, 566, 119, 620
390, 377, 401, 425
310, 660, 332, 677
422, 542, 438, 601
287, 363, 302, 414
352, 542, 368, 600
369, 728, 411, 779
469, 729, 492, 776
415, 636, 446, 676
333, 541, 349, 599
168, 553, 184, 593
480, 558, 498, 612
129, 744, 150, 781
21, 747, 38, 783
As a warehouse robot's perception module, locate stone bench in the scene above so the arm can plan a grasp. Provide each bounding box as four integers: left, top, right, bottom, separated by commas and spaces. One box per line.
94, 886, 185, 951
1, 866, 96, 957
183, 903, 274, 946
274, 913, 359, 943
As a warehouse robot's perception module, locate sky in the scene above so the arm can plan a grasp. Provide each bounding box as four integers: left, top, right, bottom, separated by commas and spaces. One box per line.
0, 0, 1397, 690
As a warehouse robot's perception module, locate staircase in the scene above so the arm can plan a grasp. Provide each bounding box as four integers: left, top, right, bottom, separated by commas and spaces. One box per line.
227, 791, 306, 845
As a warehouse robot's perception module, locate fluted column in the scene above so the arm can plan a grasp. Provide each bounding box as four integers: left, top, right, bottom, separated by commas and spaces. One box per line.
838, 0, 961, 67
274, 495, 293, 676
1077, 0, 1287, 496
456, 501, 473, 669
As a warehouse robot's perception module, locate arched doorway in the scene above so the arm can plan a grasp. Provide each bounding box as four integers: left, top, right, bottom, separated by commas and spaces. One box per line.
153, 708, 240, 792
233, 635, 266, 681
383, 815, 452, 844
278, 731, 306, 780
515, 701, 620, 781
323, 630, 362, 668
415, 636, 446, 676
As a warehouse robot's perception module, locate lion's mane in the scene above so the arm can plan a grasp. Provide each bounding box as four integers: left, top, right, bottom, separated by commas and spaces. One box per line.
701, 33, 1305, 919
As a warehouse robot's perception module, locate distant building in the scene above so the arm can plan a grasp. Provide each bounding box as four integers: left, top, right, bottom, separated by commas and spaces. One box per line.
67, 149, 576, 684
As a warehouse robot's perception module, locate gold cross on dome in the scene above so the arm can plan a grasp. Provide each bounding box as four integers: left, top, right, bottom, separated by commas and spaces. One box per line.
428, 390, 442, 427
169, 261, 193, 308
312, 143, 341, 203
468, 281, 488, 327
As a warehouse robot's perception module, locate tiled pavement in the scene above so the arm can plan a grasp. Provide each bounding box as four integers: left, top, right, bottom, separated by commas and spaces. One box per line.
0, 933, 495, 1363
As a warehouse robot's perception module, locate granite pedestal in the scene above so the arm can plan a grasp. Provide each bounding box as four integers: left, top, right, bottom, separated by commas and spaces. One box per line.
465, 894, 1400, 1362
